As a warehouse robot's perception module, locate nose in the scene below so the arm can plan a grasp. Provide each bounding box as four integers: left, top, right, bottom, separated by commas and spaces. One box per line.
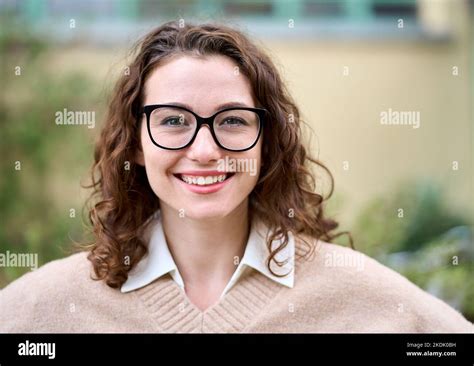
186, 125, 221, 162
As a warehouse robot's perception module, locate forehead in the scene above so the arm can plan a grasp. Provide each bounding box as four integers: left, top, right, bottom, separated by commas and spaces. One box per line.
143, 54, 255, 115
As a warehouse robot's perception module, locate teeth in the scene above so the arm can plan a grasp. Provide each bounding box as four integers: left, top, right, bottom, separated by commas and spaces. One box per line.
180, 174, 228, 185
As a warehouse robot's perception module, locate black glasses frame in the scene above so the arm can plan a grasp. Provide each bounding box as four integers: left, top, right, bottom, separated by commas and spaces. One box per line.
140, 104, 266, 152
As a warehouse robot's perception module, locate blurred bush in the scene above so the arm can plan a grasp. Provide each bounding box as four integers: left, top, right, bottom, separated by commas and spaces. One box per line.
0, 19, 100, 287
352, 180, 474, 321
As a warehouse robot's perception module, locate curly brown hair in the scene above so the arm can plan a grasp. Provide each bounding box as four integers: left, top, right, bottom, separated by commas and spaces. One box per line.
84, 21, 352, 289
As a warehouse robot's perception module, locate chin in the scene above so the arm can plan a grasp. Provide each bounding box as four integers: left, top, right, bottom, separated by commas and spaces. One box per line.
180, 202, 235, 221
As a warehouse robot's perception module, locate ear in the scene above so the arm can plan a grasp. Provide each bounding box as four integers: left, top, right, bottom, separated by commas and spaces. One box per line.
135, 147, 145, 167
135, 120, 146, 166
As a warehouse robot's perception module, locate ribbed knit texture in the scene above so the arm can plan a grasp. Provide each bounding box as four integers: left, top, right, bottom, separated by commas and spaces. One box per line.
1, 240, 472, 333
126, 243, 308, 333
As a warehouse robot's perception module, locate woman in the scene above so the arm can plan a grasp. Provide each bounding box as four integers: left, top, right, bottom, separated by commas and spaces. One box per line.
1, 21, 472, 333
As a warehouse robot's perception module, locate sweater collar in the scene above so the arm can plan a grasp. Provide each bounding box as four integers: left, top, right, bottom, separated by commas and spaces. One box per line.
121, 212, 294, 294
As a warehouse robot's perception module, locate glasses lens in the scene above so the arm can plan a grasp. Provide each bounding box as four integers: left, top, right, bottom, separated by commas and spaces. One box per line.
149, 107, 196, 148
214, 110, 261, 150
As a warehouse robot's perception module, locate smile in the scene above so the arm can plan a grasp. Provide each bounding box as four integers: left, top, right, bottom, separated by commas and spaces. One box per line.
173, 172, 235, 187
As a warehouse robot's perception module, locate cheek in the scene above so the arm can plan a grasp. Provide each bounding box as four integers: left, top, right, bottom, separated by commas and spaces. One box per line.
253, 140, 263, 174
237, 144, 262, 188
140, 127, 177, 183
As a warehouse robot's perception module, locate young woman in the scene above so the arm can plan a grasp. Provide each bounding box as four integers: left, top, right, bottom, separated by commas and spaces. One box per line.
1, 21, 472, 333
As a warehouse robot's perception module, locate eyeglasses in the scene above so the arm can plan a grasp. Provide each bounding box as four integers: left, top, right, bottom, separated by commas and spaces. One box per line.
140, 104, 266, 152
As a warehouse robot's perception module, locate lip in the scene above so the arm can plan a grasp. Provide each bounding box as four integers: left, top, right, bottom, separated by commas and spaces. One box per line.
173, 172, 235, 194
175, 170, 229, 176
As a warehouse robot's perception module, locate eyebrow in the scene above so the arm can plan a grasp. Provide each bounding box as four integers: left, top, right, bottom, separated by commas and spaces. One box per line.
160, 101, 252, 113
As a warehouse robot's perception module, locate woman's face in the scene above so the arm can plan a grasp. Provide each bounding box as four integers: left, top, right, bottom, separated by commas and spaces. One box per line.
137, 55, 262, 220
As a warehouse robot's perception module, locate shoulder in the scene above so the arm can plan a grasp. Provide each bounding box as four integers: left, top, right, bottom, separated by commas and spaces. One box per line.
1, 251, 92, 295
293, 237, 474, 332
0, 251, 117, 332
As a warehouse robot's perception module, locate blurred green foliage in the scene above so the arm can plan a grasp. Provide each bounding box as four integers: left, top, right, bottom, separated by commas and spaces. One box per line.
352, 180, 474, 321
0, 19, 100, 287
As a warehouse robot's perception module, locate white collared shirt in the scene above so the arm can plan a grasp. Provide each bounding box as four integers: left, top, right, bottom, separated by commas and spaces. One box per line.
121, 212, 295, 298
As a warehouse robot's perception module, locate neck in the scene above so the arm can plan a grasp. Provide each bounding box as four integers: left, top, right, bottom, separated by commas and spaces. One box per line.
160, 200, 250, 294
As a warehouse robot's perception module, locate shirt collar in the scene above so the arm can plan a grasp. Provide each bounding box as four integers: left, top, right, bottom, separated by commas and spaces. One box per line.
237, 219, 294, 288
121, 212, 294, 293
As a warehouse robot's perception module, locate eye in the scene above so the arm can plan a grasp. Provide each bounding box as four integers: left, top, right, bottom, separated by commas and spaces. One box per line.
220, 117, 248, 126
161, 116, 187, 126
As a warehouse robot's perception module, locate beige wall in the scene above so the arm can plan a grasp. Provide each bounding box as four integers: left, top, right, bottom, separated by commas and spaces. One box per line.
265, 3, 472, 227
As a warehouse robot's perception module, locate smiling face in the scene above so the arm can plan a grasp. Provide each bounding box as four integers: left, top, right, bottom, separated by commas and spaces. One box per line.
136, 54, 262, 220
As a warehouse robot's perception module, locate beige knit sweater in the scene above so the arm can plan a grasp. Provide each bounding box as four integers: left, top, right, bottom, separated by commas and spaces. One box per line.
0, 240, 472, 333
